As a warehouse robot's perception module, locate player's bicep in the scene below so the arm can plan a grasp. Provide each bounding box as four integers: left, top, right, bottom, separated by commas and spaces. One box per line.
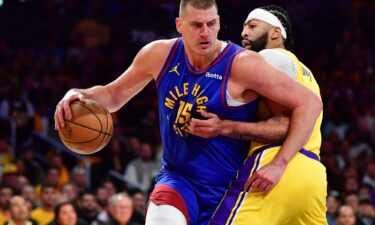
106, 43, 161, 111
237, 52, 311, 110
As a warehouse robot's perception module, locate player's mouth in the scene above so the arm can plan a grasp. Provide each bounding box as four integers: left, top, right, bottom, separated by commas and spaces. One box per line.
242, 39, 251, 50
199, 41, 210, 49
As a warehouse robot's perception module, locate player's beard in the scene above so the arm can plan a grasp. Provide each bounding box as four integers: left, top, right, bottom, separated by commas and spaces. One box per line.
246, 31, 268, 52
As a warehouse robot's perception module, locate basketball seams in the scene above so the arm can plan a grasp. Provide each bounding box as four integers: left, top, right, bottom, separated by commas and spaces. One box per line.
91, 107, 110, 152
73, 102, 104, 133
63, 119, 112, 136
58, 101, 113, 154
61, 121, 104, 143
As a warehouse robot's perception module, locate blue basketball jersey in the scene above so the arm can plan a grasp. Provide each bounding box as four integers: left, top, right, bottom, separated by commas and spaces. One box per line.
156, 38, 259, 187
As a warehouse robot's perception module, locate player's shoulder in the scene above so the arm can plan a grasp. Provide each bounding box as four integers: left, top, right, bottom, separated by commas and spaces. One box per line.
234, 49, 263, 68
259, 49, 292, 62
135, 38, 179, 67
235, 49, 261, 61
259, 49, 297, 79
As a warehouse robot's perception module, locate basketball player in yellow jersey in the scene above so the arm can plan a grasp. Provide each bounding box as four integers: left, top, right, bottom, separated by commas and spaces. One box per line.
186, 5, 328, 225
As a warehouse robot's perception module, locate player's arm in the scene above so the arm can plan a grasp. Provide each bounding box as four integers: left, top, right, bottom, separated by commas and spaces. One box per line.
220, 114, 289, 143
185, 109, 289, 142
186, 49, 294, 142
220, 49, 295, 143
234, 51, 322, 192
55, 40, 173, 130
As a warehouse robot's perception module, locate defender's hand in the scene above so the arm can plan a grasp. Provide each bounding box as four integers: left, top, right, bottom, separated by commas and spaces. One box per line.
54, 90, 86, 130
184, 111, 223, 138
245, 161, 286, 193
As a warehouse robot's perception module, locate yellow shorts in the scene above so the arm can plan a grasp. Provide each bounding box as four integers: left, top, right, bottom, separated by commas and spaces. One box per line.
210, 144, 328, 225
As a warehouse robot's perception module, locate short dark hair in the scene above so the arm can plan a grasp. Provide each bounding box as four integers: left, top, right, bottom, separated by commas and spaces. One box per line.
261, 5, 294, 50
179, 0, 217, 18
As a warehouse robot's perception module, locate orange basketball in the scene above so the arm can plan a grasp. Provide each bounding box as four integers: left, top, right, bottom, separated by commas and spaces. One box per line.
58, 100, 113, 155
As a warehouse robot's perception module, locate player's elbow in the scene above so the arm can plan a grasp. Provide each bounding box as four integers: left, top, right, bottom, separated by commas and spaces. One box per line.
310, 94, 323, 116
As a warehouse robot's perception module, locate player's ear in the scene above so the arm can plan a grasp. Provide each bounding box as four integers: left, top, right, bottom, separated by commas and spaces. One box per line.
271, 27, 282, 40
176, 17, 183, 34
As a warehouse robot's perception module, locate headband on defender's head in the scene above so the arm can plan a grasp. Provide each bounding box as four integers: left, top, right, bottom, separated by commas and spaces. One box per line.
245, 8, 287, 39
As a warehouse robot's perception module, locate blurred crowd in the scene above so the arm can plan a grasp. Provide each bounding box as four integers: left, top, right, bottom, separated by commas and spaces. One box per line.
0, 0, 375, 225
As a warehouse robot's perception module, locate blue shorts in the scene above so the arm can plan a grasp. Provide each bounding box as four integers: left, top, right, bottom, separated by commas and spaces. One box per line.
149, 168, 228, 225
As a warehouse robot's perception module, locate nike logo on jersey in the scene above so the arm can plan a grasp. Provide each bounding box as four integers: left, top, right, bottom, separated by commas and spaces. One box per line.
205, 71, 223, 80
169, 63, 181, 76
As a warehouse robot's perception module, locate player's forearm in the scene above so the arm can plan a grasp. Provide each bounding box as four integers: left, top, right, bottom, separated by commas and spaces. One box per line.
220, 116, 289, 143
70, 86, 116, 112
273, 100, 322, 167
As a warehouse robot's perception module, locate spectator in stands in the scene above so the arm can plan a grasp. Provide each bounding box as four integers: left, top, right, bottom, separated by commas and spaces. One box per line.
5, 196, 34, 225
101, 180, 117, 198
50, 154, 70, 189
92, 192, 140, 225
95, 186, 109, 212
1, 164, 19, 192
0, 84, 35, 147
70, 167, 88, 195
48, 202, 87, 225
35, 167, 61, 200
31, 185, 57, 225
336, 205, 357, 225
21, 185, 38, 209
128, 188, 145, 225
15, 175, 30, 195
123, 142, 159, 193
327, 194, 341, 225
357, 197, 375, 225
346, 194, 360, 216
61, 183, 79, 205
77, 192, 99, 224
19, 145, 44, 186
0, 185, 13, 225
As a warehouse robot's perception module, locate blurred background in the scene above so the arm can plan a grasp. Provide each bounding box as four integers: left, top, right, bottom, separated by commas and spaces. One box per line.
0, 0, 374, 225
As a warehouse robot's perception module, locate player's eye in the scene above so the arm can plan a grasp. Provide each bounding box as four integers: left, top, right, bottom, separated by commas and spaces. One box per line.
207, 21, 216, 27
192, 23, 202, 28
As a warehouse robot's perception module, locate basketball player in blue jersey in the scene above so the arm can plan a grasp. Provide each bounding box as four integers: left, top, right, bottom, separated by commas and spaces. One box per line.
186, 5, 328, 225
54, 1, 322, 225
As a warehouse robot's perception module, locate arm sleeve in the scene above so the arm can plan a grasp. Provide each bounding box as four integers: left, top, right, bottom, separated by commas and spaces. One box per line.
259, 49, 298, 79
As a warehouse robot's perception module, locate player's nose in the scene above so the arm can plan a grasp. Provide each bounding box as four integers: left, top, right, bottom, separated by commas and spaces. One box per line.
241, 28, 248, 39
200, 24, 210, 38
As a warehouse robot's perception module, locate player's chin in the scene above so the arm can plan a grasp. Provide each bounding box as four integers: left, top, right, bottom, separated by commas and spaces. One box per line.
196, 48, 212, 56
242, 44, 251, 50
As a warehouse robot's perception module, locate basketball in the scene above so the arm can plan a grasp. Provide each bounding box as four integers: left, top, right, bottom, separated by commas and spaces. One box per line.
58, 100, 113, 155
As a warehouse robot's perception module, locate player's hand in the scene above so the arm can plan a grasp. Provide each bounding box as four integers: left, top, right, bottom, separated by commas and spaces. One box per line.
184, 111, 223, 138
244, 161, 286, 193
54, 90, 86, 130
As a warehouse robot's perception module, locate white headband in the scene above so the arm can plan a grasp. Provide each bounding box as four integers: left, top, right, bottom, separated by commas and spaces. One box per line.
245, 8, 287, 39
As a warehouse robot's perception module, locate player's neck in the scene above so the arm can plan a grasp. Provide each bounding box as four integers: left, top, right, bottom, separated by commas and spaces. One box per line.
267, 40, 285, 50
186, 40, 223, 70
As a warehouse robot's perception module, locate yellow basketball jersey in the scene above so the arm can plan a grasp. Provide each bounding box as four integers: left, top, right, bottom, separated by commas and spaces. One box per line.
250, 49, 323, 157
